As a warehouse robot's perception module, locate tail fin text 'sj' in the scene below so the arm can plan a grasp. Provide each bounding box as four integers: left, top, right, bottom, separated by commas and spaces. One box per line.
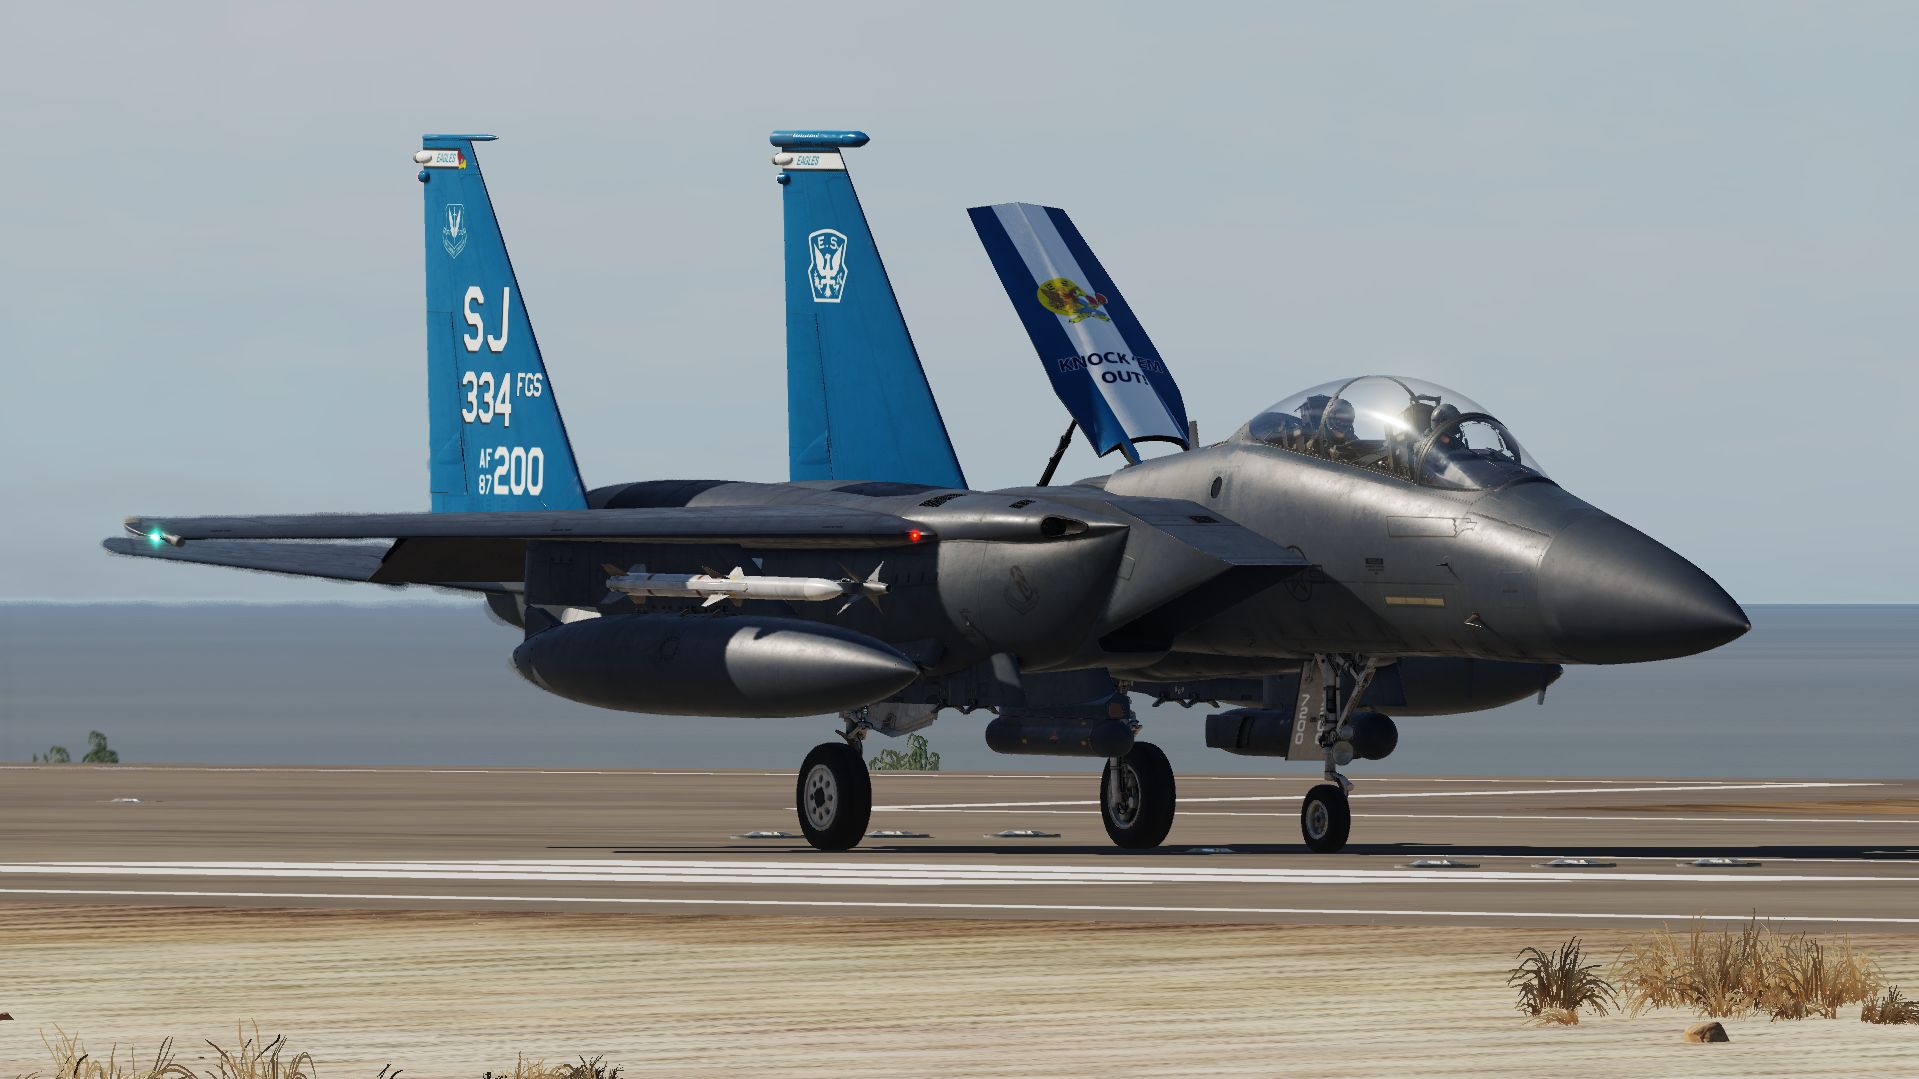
420, 134, 587, 512
774, 131, 966, 489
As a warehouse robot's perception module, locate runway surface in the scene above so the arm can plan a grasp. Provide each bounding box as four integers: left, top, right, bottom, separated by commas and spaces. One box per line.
3, 764, 1917, 928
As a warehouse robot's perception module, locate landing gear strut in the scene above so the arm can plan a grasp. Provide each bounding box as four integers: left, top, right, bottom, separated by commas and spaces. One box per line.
1295, 655, 1376, 853
796, 727, 872, 851
1100, 742, 1177, 849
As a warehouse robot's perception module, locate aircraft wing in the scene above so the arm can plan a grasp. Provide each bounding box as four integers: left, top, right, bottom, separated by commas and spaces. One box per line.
107, 506, 937, 590
101, 538, 401, 585
119, 507, 932, 547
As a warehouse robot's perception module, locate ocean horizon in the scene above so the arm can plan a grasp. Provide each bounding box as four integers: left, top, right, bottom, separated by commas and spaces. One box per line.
3, 602, 1914, 778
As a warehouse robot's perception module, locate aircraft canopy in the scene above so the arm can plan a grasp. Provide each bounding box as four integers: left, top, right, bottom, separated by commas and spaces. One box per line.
1236, 375, 1547, 491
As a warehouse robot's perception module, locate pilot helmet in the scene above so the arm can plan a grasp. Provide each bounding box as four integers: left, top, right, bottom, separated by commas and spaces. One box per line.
1325, 397, 1357, 438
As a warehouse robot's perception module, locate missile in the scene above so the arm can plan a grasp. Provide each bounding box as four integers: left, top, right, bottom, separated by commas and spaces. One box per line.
602, 563, 887, 611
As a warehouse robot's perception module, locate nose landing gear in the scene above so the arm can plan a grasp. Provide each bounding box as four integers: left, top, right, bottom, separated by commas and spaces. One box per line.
1300, 782, 1351, 853
1294, 655, 1376, 853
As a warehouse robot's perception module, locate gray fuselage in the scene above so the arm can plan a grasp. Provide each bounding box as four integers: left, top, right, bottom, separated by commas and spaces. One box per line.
567, 437, 1746, 692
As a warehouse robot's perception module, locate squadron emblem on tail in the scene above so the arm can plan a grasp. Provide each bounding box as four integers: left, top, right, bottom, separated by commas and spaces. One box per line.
442, 203, 469, 259
807, 228, 849, 302
1036, 277, 1110, 323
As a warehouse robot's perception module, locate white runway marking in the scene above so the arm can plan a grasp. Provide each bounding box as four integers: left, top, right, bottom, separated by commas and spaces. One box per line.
4, 886, 1918, 926
0, 765, 795, 777
1, 859, 1913, 888
905, 806, 1919, 824
875, 781, 1885, 812
1169, 811, 1919, 825
1364, 812, 1919, 825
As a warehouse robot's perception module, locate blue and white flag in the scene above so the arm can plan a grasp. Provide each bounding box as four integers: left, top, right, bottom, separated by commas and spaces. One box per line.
968, 203, 1188, 457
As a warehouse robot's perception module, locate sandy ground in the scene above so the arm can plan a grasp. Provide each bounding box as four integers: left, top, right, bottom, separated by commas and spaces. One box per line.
3, 906, 1918, 1078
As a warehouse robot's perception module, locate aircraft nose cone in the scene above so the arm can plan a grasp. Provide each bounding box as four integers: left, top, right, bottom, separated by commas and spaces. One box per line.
1538, 515, 1748, 664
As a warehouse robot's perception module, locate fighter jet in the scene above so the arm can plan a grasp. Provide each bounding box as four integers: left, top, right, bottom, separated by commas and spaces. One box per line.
106, 132, 1748, 855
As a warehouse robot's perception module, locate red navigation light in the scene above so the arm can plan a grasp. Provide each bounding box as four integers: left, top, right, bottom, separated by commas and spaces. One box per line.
907, 529, 924, 543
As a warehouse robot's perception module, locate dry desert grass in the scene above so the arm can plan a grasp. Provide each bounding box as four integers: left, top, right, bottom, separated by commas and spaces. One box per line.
1614, 919, 1882, 1020
4, 906, 1919, 1077
23, 1024, 313, 1079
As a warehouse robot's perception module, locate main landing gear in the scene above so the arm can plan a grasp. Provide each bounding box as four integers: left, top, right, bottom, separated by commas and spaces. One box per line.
1100, 742, 1177, 849
795, 737, 872, 851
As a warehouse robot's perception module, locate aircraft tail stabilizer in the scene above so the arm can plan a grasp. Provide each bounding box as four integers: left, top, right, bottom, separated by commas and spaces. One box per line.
773, 131, 966, 488
968, 203, 1189, 459
420, 135, 588, 512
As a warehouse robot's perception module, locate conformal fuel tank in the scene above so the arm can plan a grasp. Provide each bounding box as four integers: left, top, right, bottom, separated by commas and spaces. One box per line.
511, 613, 919, 717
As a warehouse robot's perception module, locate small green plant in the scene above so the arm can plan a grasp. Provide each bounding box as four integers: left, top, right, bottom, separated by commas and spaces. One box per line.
1863, 985, 1919, 1024
1508, 937, 1618, 1024
869, 732, 940, 771
29, 731, 118, 764
83, 730, 120, 763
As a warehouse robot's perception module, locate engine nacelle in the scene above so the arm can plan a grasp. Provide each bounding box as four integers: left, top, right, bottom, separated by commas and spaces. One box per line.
511, 613, 917, 718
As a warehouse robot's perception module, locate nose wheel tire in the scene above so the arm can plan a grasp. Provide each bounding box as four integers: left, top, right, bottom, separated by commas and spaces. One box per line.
1100, 741, 1177, 850
796, 742, 871, 852
1300, 783, 1351, 853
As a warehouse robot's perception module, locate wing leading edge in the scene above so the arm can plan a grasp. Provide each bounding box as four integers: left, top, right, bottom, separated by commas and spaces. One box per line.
119, 506, 934, 547
106, 506, 938, 591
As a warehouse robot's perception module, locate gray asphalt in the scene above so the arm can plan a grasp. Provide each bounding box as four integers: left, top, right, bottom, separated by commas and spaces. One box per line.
3, 764, 1916, 929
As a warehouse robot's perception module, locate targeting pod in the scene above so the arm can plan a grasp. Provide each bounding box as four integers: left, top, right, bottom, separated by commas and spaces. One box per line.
985, 714, 1137, 758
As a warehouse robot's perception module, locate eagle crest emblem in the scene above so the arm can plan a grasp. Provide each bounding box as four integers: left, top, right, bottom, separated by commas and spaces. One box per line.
442, 204, 469, 259
807, 228, 849, 303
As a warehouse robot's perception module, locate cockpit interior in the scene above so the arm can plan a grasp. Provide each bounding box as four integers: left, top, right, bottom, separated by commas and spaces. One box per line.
1236, 375, 1546, 491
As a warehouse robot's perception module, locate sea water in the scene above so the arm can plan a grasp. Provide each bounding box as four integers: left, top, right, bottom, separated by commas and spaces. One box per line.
2, 603, 1914, 778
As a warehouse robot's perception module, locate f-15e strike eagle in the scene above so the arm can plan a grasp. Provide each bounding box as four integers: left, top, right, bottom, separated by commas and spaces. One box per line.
107, 132, 1749, 853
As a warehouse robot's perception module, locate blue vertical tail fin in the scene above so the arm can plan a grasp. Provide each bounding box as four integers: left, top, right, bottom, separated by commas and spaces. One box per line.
968, 203, 1189, 460
773, 131, 966, 488
420, 134, 587, 512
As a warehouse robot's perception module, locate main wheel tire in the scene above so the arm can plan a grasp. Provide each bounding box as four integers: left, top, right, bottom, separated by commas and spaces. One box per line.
796, 742, 871, 852
1100, 741, 1177, 850
1300, 783, 1351, 853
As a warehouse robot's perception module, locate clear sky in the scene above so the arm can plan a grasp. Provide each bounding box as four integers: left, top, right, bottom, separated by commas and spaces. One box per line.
3, 3, 1913, 602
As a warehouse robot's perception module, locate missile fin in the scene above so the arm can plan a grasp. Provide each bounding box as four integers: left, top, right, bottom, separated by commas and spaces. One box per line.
701, 594, 727, 608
